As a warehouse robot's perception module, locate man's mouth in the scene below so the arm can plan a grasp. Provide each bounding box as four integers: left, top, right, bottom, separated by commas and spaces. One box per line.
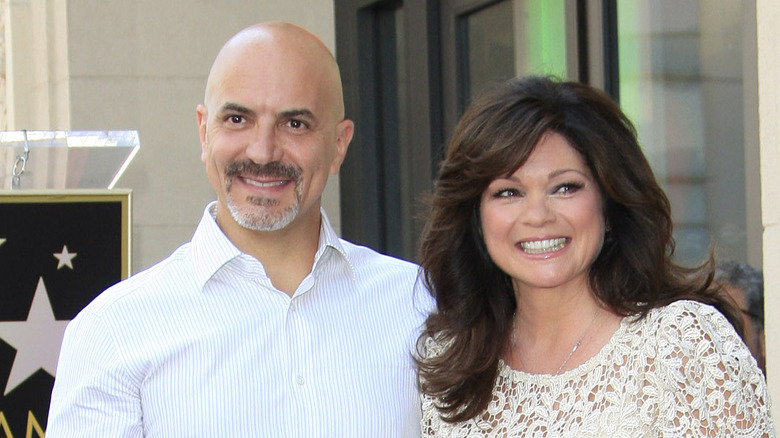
240, 177, 289, 188
225, 159, 302, 190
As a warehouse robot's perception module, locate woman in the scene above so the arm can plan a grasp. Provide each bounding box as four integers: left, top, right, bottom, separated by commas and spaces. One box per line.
416, 76, 774, 436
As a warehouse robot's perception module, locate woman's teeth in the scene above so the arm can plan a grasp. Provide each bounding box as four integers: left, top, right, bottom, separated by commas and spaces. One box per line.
520, 237, 567, 254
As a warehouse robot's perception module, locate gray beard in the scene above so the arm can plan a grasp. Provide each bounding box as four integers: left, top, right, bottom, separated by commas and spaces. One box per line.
226, 193, 300, 232
223, 159, 303, 231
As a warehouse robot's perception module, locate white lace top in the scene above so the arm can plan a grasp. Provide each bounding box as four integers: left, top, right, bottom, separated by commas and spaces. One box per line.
421, 300, 775, 437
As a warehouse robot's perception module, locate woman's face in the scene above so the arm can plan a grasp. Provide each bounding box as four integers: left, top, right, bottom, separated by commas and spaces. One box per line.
480, 132, 605, 294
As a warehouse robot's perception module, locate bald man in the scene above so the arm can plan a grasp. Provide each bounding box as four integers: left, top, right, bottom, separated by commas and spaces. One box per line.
48, 22, 430, 437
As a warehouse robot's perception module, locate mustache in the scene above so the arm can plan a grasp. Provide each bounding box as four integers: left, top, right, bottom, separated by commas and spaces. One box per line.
225, 159, 302, 181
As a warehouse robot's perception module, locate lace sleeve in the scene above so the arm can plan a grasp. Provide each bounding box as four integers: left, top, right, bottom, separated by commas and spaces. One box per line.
419, 335, 443, 437
655, 301, 775, 437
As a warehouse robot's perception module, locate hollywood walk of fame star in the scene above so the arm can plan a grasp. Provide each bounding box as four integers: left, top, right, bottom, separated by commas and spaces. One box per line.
53, 245, 77, 270
0, 277, 70, 395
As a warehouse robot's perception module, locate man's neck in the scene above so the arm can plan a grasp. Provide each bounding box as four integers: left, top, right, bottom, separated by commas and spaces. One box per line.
217, 207, 321, 296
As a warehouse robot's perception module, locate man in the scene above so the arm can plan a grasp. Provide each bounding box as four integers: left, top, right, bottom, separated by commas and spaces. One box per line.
716, 261, 765, 372
48, 22, 429, 437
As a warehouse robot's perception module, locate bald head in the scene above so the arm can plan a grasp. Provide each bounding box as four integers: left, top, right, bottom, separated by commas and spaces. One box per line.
196, 21, 354, 242
203, 22, 345, 121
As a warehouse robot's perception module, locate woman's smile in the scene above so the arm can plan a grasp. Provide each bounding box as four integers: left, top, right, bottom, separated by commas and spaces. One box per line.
518, 237, 568, 254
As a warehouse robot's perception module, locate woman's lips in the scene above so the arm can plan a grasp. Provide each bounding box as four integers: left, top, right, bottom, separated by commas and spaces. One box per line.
519, 237, 568, 254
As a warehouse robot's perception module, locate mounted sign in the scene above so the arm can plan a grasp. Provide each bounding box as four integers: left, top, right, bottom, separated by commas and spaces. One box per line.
0, 190, 132, 435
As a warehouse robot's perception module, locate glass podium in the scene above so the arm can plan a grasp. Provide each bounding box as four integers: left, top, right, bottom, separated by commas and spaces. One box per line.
0, 130, 140, 190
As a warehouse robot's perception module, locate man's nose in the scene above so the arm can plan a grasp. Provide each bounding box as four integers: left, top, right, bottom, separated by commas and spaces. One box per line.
245, 126, 283, 164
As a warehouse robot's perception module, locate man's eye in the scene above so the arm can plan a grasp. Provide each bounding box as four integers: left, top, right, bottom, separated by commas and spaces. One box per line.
288, 119, 305, 129
228, 115, 244, 124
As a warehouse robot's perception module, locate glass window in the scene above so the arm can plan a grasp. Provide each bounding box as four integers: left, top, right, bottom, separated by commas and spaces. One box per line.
465, 1, 515, 99
463, 0, 568, 103
617, 0, 749, 264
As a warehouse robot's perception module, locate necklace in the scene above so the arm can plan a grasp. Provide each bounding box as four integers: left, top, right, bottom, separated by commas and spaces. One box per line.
554, 307, 600, 375
513, 307, 601, 375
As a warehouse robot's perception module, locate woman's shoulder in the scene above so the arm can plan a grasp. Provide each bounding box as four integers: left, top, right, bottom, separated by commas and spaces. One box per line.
647, 298, 718, 317
640, 304, 774, 433
639, 299, 758, 375
645, 299, 734, 336
637, 300, 734, 346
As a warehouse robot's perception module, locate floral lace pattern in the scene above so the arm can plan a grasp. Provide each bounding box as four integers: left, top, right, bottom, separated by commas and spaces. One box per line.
421, 300, 775, 437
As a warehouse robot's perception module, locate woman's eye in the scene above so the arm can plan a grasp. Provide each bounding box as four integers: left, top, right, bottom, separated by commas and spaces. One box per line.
554, 182, 584, 195
493, 188, 520, 198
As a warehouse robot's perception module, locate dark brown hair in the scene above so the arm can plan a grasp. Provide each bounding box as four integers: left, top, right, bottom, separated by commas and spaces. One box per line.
415, 76, 742, 423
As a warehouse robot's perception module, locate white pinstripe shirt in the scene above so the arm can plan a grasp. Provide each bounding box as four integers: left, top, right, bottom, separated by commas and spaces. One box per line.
48, 202, 432, 437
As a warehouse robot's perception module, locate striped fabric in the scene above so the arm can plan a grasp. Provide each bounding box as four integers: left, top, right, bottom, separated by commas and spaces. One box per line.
47, 202, 432, 437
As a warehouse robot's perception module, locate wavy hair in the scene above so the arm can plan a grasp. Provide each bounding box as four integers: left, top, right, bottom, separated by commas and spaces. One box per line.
415, 76, 742, 423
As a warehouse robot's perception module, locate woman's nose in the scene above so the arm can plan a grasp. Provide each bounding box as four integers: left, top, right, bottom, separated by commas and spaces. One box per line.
521, 194, 555, 226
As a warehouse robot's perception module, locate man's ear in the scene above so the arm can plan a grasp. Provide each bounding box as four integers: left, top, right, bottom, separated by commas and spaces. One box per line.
196, 104, 209, 162
330, 119, 354, 174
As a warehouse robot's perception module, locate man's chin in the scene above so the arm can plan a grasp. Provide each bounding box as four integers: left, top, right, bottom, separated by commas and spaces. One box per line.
228, 204, 299, 232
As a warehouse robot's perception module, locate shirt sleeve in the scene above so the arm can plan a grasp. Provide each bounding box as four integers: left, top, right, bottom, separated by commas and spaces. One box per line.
656, 301, 775, 437
47, 310, 143, 438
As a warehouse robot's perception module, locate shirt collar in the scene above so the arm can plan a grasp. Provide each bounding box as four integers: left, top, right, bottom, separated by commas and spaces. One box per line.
191, 202, 355, 291
314, 208, 355, 281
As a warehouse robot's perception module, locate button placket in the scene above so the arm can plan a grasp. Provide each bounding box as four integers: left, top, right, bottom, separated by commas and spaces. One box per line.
286, 297, 310, 389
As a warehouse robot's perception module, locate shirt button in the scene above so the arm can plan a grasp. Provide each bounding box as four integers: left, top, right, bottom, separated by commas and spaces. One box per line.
296, 375, 305, 386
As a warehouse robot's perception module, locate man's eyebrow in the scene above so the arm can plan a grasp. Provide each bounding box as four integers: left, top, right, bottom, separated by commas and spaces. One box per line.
279, 108, 316, 120
218, 102, 255, 116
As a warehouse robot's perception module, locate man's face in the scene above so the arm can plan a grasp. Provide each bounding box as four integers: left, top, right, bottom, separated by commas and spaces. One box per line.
197, 39, 351, 233
723, 284, 764, 370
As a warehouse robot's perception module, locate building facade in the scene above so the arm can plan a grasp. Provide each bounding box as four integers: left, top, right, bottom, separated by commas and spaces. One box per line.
2, 0, 779, 424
